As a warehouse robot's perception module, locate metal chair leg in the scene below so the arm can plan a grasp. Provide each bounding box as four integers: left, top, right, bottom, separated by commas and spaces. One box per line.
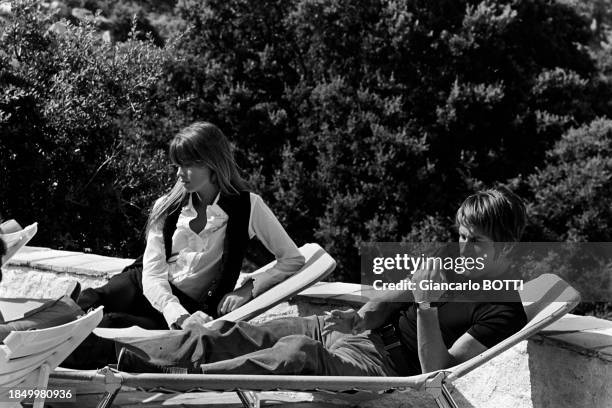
95, 368, 122, 408
425, 372, 459, 408
237, 390, 260, 408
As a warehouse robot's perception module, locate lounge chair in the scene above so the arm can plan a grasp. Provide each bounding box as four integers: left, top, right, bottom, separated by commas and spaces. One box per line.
1, 220, 38, 267
1, 220, 39, 323
0, 307, 103, 408
50, 243, 337, 404
0, 219, 23, 235
50, 273, 580, 408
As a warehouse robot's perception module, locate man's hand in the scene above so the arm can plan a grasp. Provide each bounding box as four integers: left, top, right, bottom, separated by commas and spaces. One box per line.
180, 311, 213, 329
217, 280, 254, 316
357, 302, 395, 330
322, 308, 366, 335
411, 266, 447, 304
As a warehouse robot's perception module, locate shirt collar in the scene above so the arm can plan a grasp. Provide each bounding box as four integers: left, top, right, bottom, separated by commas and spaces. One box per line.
186, 192, 221, 209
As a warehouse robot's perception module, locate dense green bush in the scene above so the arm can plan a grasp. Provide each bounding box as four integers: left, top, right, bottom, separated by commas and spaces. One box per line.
516, 118, 612, 318
524, 118, 612, 242
169, 0, 606, 278
0, 0, 177, 255
2, 0, 611, 288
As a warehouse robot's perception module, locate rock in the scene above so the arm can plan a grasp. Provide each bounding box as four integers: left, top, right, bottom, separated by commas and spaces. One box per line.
71, 7, 93, 21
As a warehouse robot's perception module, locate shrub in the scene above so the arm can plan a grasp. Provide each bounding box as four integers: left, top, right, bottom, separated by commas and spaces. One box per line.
0, 0, 177, 255
170, 0, 603, 280
2, 0, 610, 285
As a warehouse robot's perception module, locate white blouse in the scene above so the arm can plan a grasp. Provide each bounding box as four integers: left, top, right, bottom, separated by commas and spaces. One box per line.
142, 192, 305, 327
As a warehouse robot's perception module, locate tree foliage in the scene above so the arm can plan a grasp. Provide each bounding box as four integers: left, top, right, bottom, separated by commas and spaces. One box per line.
0, 0, 177, 255
1, 0, 610, 286
524, 118, 612, 242
168, 0, 603, 278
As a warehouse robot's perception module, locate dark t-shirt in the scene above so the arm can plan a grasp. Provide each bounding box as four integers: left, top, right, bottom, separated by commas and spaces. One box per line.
395, 294, 527, 375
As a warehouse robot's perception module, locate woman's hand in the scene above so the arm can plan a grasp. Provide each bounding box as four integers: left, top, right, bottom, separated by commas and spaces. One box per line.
217, 280, 254, 316
180, 311, 213, 329
322, 308, 366, 335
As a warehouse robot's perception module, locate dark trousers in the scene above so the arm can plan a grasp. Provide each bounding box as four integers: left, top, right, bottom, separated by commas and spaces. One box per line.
62, 262, 206, 369
77, 261, 206, 330
118, 316, 398, 376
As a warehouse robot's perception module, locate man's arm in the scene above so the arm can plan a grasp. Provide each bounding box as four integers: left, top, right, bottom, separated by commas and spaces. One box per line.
411, 266, 489, 372
416, 307, 487, 372
323, 283, 414, 334
357, 288, 414, 330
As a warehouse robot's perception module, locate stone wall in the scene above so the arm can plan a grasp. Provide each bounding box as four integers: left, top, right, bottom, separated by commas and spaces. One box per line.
0, 246, 132, 300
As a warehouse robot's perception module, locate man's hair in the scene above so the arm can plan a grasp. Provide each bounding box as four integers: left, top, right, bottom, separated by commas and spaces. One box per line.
455, 186, 527, 242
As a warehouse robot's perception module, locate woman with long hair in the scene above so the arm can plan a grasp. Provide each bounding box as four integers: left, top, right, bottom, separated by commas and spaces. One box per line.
77, 122, 305, 330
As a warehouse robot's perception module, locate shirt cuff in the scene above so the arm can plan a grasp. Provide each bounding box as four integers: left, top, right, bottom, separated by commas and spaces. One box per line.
162, 301, 190, 329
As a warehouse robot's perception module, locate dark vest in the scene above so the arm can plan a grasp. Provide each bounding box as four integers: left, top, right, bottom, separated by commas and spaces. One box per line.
163, 191, 251, 316
130, 191, 251, 318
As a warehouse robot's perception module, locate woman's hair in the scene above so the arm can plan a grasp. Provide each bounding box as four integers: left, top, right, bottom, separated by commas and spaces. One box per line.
146, 122, 248, 233
455, 186, 527, 242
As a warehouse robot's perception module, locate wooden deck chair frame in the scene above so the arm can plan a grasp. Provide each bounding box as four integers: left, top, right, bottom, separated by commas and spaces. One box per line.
207, 242, 337, 325
51, 274, 579, 408
1, 221, 38, 267
0, 307, 103, 408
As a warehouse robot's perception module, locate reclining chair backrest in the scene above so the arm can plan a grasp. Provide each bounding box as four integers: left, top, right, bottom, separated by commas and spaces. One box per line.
1, 222, 38, 267
447, 273, 580, 381
217, 243, 336, 324
0, 307, 102, 390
